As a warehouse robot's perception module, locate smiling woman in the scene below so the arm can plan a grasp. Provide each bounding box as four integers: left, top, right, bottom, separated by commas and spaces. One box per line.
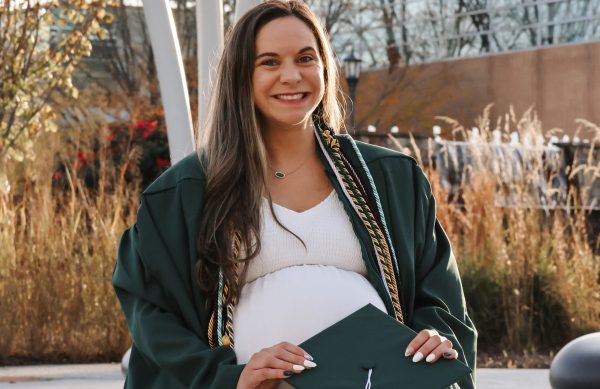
112, 1, 477, 389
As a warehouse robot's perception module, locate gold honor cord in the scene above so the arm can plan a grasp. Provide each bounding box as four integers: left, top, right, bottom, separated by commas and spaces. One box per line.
319, 127, 404, 324
208, 232, 241, 349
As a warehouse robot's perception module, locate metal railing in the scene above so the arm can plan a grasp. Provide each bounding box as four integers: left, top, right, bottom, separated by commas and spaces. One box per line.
332, 0, 600, 66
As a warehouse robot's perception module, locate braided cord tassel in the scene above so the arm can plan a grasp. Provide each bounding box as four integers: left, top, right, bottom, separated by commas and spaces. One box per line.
222, 232, 241, 347
207, 231, 242, 349
208, 309, 217, 348
216, 269, 224, 346
316, 124, 404, 323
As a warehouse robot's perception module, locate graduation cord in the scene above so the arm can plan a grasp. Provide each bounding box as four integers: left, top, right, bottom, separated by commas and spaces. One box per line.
314, 120, 405, 323
208, 232, 241, 349
345, 135, 402, 287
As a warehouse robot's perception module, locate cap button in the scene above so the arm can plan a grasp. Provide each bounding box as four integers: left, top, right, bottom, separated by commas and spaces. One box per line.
361, 360, 376, 370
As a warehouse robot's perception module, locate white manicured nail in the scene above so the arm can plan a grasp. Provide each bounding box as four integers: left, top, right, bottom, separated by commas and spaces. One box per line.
304, 360, 317, 368
305, 353, 313, 361
426, 354, 435, 363
405, 347, 413, 357
412, 352, 424, 363
293, 364, 305, 371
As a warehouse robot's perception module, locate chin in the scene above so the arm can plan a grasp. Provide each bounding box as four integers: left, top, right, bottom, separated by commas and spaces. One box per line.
270, 113, 313, 128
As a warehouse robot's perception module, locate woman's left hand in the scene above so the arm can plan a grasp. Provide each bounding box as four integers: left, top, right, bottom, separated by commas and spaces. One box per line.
404, 329, 459, 363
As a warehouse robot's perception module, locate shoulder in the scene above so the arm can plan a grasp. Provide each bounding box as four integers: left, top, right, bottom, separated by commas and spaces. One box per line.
142, 152, 205, 197
352, 139, 417, 166
339, 136, 432, 196
133, 153, 206, 273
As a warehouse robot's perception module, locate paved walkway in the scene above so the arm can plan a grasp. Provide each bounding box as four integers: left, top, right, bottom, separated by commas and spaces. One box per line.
0, 363, 551, 388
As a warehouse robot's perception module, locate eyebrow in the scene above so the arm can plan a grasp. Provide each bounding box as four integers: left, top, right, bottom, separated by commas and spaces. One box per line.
255, 46, 317, 61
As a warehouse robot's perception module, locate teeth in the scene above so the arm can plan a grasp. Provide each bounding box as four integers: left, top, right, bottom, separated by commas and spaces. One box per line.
277, 93, 304, 100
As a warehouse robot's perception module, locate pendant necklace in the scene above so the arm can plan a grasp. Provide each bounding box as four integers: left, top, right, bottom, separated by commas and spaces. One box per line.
268, 153, 312, 179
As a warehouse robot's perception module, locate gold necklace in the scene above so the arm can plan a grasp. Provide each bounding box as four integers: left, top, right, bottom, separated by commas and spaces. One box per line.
268, 153, 312, 179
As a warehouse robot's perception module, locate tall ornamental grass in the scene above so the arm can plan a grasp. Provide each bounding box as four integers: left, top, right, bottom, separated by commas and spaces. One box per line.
392, 106, 600, 355
0, 125, 137, 363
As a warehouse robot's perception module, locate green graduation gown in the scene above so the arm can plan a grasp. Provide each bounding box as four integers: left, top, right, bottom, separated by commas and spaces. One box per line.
112, 136, 478, 388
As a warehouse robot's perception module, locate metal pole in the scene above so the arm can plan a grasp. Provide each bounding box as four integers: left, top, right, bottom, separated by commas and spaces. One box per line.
141, 0, 194, 164
197, 0, 224, 136
347, 78, 358, 134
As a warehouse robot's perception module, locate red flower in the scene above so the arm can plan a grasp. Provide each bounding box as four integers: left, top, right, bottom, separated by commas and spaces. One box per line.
156, 158, 171, 168
77, 151, 86, 162
52, 171, 62, 180
143, 128, 152, 138
137, 120, 148, 129
107, 132, 114, 142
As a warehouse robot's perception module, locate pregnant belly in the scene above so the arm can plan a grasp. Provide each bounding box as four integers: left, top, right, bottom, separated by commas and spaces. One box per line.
233, 264, 387, 364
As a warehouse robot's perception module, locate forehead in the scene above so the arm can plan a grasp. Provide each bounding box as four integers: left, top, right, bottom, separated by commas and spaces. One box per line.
255, 16, 318, 54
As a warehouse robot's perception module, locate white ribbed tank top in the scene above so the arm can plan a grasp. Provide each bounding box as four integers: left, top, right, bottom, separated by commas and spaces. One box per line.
233, 190, 387, 379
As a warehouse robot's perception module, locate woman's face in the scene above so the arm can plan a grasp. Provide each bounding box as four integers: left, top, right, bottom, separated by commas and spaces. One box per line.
252, 16, 325, 131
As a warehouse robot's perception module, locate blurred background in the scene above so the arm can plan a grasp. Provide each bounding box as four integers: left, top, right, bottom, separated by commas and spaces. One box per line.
0, 0, 598, 370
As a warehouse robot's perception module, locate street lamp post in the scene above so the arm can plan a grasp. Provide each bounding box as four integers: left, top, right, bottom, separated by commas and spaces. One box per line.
343, 49, 362, 135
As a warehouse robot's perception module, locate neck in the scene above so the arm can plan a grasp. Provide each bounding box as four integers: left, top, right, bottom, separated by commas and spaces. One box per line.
261, 119, 316, 168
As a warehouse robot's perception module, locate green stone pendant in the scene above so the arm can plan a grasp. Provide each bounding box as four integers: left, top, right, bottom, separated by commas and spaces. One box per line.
274, 171, 285, 179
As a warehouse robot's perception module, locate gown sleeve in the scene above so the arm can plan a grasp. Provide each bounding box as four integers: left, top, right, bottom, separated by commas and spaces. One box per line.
112, 197, 244, 389
410, 164, 478, 389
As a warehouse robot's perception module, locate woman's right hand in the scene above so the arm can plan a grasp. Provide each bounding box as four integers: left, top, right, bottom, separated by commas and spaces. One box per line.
236, 341, 317, 389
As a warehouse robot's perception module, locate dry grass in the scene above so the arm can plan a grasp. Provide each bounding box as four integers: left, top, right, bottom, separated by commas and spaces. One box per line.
0, 123, 136, 363
392, 106, 600, 353
0, 104, 598, 364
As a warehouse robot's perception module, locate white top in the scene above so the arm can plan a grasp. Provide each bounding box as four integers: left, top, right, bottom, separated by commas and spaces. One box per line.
233, 190, 387, 367
242, 190, 367, 285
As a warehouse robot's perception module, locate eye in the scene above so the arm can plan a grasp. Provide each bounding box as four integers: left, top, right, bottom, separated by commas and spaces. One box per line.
298, 55, 315, 63
260, 59, 278, 66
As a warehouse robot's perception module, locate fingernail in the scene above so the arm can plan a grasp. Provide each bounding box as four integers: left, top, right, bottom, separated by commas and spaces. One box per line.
405, 347, 414, 357
426, 354, 435, 363
292, 364, 305, 371
304, 360, 317, 368
305, 353, 313, 361
443, 351, 453, 358
283, 370, 294, 377
412, 351, 423, 363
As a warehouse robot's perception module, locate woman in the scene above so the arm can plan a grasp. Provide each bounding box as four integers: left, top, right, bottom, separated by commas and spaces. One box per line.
112, 1, 477, 388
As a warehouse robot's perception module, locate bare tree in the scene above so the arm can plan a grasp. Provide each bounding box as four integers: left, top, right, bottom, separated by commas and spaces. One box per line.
305, 0, 351, 36
457, 0, 491, 54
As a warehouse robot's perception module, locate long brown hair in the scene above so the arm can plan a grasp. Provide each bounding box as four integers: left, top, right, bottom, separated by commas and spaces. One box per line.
195, 0, 345, 306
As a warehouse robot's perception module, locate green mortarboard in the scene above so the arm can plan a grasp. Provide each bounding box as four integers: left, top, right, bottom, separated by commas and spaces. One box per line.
286, 304, 471, 389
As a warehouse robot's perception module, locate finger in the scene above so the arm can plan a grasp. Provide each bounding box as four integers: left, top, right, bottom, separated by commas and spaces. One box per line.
405, 329, 438, 357
252, 368, 296, 383
275, 348, 317, 369
424, 339, 454, 363
442, 349, 459, 360
254, 353, 307, 373
412, 334, 445, 363
277, 341, 314, 361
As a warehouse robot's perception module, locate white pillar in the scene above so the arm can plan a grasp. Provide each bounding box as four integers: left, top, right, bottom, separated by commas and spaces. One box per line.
196, 0, 224, 134
234, 0, 261, 22
141, 0, 194, 164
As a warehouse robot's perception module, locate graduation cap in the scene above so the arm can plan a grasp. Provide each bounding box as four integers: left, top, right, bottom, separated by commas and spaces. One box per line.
286, 304, 471, 389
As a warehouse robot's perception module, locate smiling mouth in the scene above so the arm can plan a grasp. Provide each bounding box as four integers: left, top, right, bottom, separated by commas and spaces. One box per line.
274, 92, 309, 101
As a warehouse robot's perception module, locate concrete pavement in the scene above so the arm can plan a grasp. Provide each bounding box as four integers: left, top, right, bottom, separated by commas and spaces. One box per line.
0, 363, 551, 388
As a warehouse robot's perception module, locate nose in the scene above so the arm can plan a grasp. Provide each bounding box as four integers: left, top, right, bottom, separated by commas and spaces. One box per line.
279, 61, 301, 84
